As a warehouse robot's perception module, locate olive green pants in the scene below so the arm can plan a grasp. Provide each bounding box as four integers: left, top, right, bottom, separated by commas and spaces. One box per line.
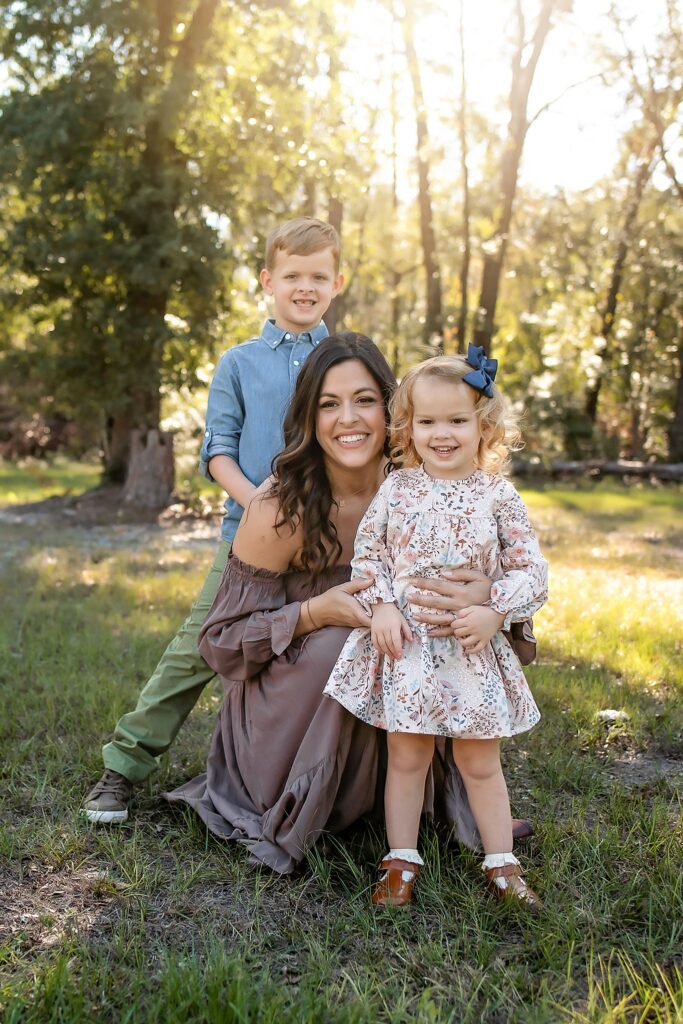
102, 541, 231, 783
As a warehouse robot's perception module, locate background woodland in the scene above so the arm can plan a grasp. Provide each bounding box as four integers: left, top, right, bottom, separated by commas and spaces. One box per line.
0, 0, 681, 503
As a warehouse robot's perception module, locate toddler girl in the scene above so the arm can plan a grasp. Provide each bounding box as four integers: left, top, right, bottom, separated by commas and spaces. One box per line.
324, 347, 547, 907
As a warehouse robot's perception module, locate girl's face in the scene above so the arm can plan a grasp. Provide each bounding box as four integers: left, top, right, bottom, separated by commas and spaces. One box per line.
410, 377, 482, 480
315, 359, 387, 471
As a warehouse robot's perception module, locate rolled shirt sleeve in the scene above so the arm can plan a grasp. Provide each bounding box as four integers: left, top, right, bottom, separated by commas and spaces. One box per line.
199, 351, 244, 480
489, 485, 548, 630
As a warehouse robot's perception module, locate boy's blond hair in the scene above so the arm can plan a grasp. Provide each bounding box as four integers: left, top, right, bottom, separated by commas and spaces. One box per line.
390, 355, 522, 474
265, 217, 341, 272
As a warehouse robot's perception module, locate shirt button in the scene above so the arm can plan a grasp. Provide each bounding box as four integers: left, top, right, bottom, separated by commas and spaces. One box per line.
294, 360, 300, 366
204, 429, 210, 436
284, 333, 291, 340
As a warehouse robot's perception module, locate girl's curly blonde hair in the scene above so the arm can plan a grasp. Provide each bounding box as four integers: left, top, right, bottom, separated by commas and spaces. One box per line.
389, 354, 522, 474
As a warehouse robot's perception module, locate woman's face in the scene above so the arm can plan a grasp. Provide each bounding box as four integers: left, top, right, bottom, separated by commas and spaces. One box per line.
315, 359, 387, 471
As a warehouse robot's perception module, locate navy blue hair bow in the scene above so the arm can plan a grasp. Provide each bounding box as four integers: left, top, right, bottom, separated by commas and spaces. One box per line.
463, 344, 498, 398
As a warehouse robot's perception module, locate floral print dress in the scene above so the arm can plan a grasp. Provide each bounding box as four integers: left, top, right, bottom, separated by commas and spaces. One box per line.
324, 467, 548, 739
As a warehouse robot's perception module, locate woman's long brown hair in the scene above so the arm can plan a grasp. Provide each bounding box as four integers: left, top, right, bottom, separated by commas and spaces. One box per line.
269, 332, 396, 576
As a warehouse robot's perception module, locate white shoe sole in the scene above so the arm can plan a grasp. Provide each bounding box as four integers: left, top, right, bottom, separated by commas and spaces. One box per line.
80, 807, 129, 824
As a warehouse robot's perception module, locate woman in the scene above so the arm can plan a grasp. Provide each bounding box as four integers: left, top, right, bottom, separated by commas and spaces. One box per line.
166, 333, 524, 873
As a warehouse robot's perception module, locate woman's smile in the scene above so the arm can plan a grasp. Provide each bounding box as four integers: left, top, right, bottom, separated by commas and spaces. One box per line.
334, 432, 370, 447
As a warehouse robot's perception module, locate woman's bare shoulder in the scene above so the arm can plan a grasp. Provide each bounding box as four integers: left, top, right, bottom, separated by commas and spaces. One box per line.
232, 478, 301, 571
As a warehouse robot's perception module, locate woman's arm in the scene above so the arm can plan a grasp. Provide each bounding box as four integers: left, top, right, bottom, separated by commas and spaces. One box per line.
199, 488, 308, 678
201, 484, 370, 675
235, 483, 373, 635
304, 579, 373, 634
232, 482, 300, 571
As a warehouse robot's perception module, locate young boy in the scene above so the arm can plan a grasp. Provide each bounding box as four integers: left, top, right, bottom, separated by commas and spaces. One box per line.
82, 217, 343, 823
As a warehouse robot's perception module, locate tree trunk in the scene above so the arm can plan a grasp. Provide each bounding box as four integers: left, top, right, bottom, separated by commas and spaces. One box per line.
325, 196, 343, 335
400, 0, 442, 350
104, 362, 164, 482
473, 0, 557, 355
667, 314, 683, 461
104, 411, 135, 483
627, 388, 646, 460
107, 1, 219, 503
122, 429, 175, 507
389, 44, 402, 374
303, 177, 317, 216
456, 0, 471, 352
584, 148, 655, 422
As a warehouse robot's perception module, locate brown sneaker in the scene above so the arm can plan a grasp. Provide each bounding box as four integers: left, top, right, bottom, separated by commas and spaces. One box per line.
81, 769, 132, 824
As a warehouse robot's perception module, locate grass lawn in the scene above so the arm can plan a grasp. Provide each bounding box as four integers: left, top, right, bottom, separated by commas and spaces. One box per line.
0, 458, 102, 508
0, 469, 681, 1023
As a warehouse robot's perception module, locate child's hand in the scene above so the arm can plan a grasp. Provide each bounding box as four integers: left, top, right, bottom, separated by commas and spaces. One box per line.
452, 605, 505, 655
371, 601, 413, 659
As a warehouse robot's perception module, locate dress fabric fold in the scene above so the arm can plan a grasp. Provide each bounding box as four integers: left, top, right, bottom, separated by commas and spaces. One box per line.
165, 553, 479, 874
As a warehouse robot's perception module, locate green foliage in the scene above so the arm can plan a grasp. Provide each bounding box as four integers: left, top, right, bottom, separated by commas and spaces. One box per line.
0, 1, 369, 469
0, 0, 682, 466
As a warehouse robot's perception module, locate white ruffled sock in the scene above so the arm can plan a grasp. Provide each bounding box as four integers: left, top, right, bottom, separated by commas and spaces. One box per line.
382, 848, 424, 882
481, 852, 520, 891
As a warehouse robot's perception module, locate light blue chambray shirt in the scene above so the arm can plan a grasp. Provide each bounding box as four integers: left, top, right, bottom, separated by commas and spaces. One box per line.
199, 318, 330, 543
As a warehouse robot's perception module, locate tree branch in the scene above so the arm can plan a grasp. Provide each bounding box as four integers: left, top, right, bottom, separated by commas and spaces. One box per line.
659, 143, 683, 201
522, 0, 556, 86
528, 71, 608, 128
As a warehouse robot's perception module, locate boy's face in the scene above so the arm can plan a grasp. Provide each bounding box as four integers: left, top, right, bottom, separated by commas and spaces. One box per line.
259, 247, 343, 335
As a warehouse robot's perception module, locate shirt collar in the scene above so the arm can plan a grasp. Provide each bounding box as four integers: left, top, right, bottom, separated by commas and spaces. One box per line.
261, 318, 329, 350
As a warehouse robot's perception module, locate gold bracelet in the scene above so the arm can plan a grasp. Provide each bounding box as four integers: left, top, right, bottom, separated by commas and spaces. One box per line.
306, 598, 321, 631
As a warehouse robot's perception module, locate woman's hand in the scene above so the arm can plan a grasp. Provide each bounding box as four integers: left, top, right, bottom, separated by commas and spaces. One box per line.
406, 569, 492, 637
310, 577, 374, 630
370, 601, 413, 659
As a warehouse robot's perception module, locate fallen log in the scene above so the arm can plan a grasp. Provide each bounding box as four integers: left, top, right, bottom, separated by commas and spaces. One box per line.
511, 459, 683, 482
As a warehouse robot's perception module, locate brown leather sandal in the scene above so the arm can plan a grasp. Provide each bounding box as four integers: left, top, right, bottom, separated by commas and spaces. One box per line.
485, 863, 541, 907
371, 858, 420, 908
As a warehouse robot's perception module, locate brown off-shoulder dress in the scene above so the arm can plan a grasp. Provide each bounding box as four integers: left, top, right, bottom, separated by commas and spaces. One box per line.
165, 553, 479, 874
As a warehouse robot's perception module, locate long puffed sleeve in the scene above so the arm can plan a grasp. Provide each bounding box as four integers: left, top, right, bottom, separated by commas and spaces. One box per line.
198, 555, 302, 680
489, 484, 548, 629
350, 477, 396, 611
